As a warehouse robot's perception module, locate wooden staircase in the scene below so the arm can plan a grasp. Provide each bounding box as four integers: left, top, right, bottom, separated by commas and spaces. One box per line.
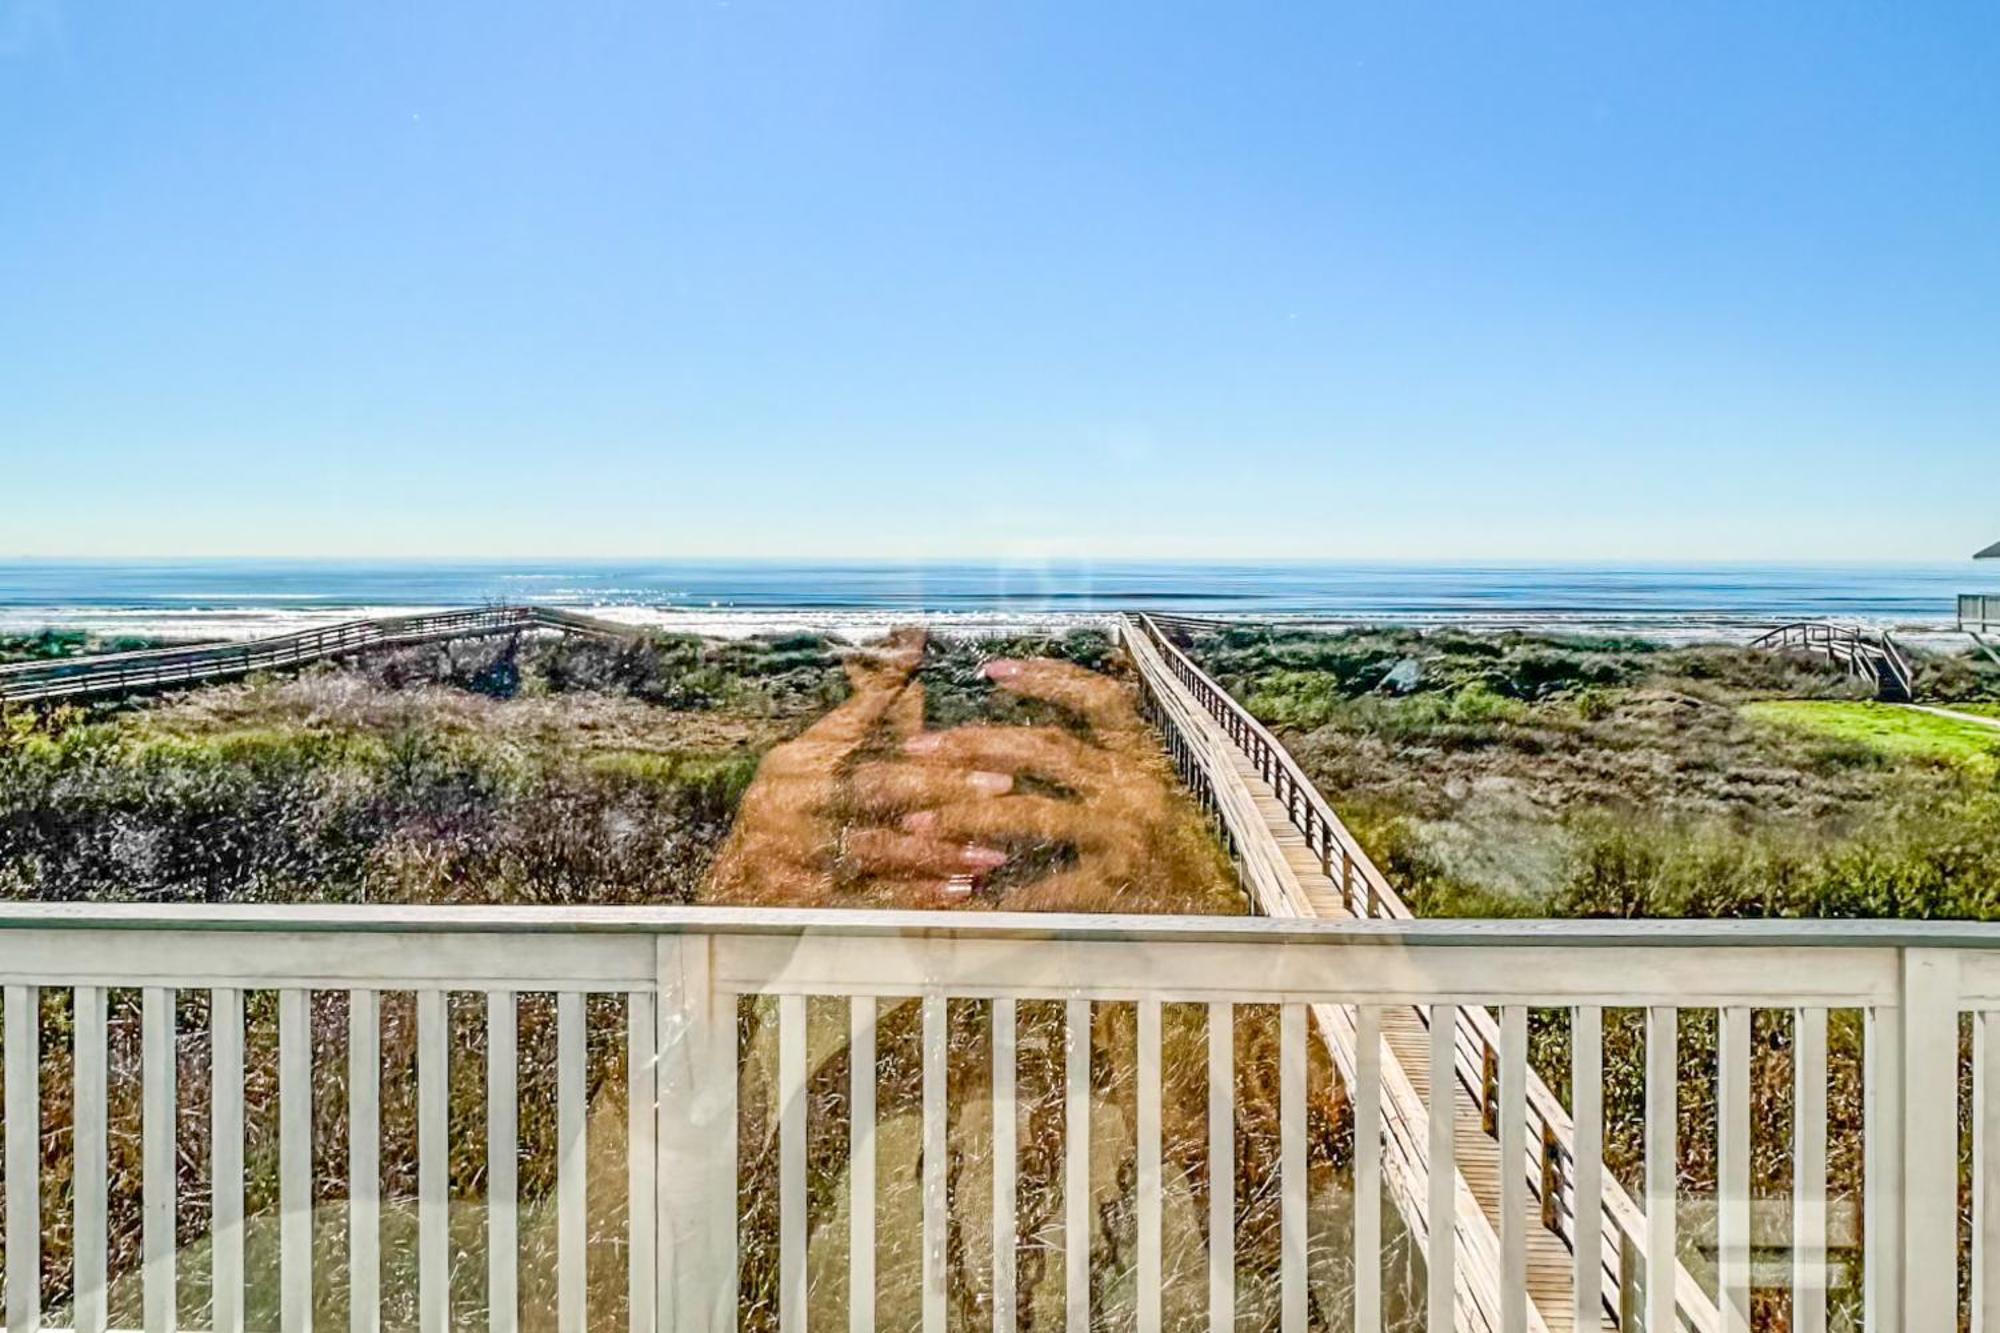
1750, 621, 1914, 702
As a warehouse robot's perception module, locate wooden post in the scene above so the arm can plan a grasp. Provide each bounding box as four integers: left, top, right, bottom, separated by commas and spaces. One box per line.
1897, 949, 1960, 1331
658, 936, 737, 1333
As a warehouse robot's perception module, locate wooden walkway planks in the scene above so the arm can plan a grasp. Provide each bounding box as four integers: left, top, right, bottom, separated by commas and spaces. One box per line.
0, 605, 638, 705
1122, 615, 1712, 1333
1237, 735, 1597, 1328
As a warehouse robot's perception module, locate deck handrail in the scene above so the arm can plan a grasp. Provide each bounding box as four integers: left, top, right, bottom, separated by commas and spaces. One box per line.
11, 897, 2000, 944
1963, 594, 2000, 634
0, 604, 639, 703
1123, 613, 1721, 1332
1748, 620, 1914, 701
0, 903, 1978, 1333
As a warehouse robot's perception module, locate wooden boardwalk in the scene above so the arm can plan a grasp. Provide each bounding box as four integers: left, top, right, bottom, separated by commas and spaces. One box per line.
1749, 621, 1913, 701
0, 605, 637, 705
1232, 735, 1606, 1331
1121, 615, 1716, 1333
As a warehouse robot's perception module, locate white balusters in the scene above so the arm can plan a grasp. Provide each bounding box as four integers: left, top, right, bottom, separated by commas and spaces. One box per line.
851, 997, 878, 1333
278, 988, 311, 1333
144, 987, 176, 1333
1353, 1006, 1381, 1333
487, 991, 518, 1333
1717, 1006, 1751, 1333
206, 989, 245, 1333
989, 998, 1013, 1333
1427, 1005, 1455, 1333
350, 990, 381, 1333
1571, 1007, 1603, 1333
779, 993, 807, 1333
629, 991, 659, 1333
75, 987, 109, 1333
1207, 1001, 1234, 1333
417, 989, 449, 1333
921, 995, 948, 1333
1280, 1003, 1306, 1333
1645, 1006, 1677, 1333
4, 908, 2000, 1333
6, 986, 40, 1333
1137, 999, 1163, 1333
557, 991, 587, 1333
1497, 1006, 1526, 1333
1065, 998, 1090, 1333
1793, 1007, 1827, 1333
1864, 1002, 1902, 1329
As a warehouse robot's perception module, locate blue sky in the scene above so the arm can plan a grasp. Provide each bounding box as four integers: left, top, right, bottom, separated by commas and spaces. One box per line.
3, 2, 1996, 561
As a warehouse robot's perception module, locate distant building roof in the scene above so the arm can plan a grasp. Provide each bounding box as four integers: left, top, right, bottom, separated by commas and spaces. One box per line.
1981, 541, 2000, 559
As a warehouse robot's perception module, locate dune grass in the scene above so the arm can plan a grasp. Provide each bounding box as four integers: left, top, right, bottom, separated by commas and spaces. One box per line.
5, 628, 1383, 1333
1181, 625, 2000, 1327
1740, 699, 2000, 770
0, 631, 851, 1327
1183, 626, 2000, 919
0, 633, 845, 905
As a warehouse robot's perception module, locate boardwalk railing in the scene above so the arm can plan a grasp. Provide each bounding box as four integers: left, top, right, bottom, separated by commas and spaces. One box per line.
0, 606, 636, 705
1121, 614, 1719, 1332
0, 905, 1988, 1333
1141, 613, 1243, 641
1963, 595, 2000, 636
1747, 622, 1914, 702
1126, 615, 1396, 916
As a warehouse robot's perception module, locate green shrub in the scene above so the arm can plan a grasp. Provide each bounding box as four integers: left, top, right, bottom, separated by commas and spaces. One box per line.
1570, 686, 1615, 721
1243, 670, 1350, 729
0, 641, 819, 905
0, 629, 90, 664
363, 631, 846, 714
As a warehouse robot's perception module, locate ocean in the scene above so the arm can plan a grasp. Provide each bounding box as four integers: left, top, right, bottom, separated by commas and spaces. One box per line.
0, 559, 1990, 645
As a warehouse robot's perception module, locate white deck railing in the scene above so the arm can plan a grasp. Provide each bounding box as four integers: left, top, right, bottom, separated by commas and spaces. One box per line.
0, 905, 1992, 1333
1963, 595, 2000, 636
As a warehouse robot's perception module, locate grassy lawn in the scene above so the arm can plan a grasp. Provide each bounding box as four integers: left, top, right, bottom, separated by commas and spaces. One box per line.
1741, 699, 2000, 770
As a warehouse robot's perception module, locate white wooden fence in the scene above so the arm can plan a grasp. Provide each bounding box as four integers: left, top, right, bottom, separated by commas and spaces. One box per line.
0, 905, 1994, 1333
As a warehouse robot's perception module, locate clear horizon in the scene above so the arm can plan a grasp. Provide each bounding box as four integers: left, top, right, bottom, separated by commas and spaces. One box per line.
5, 4, 1997, 562
1, 554, 1994, 568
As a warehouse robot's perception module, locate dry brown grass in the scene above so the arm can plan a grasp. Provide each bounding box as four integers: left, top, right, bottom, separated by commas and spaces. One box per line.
706, 634, 1388, 1333
0, 643, 819, 1331
705, 634, 1239, 916
2, 634, 1401, 1333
